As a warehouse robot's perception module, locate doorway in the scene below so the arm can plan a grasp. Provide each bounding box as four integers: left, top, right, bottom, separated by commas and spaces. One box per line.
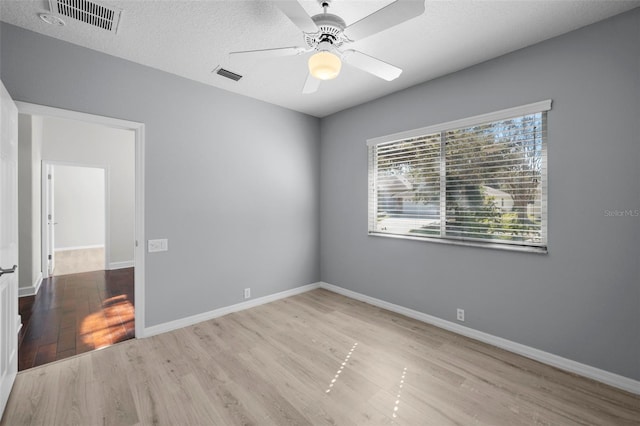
14, 103, 145, 370
44, 163, 108, 277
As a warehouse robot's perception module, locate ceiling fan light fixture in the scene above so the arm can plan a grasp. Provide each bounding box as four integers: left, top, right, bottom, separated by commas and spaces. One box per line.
308, 51, 341, 80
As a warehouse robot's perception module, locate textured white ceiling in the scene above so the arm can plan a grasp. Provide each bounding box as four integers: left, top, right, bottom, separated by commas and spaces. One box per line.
1, 1, 638, 117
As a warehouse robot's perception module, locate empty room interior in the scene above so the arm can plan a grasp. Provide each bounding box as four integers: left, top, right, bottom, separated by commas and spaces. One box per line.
0, 1, 639, 425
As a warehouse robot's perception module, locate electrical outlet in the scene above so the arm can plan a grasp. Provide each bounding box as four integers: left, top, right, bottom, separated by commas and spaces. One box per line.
456, 308, 465, 322
148, 239, 168, 253
244, 288, 251, 299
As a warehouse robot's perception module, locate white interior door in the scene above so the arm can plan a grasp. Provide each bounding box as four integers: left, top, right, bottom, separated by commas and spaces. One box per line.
0, 80, 19, 417
45, 164, 55, 276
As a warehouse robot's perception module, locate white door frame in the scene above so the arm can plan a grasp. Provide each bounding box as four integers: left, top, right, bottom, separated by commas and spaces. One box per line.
16, 102, 146, 338
41, 161, 110, 276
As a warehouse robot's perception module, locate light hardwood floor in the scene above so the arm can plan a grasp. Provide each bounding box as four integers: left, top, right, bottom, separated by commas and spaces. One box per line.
2, 289, 638, 425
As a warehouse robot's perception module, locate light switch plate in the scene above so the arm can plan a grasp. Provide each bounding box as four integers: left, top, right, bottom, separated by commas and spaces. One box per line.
148, 239, 168, 252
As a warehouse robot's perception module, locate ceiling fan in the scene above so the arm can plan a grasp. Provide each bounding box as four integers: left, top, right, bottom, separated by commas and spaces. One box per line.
229, 0, 426, 94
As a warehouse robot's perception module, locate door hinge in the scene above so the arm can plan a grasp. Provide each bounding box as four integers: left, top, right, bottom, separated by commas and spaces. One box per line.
48, 174, 52, 180
48, 254, 52, 260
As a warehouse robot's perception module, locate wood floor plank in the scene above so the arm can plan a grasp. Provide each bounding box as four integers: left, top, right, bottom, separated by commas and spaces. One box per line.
439, 340, 640, 425
2, 288, 639, 426
238, 345, 343, 426
214, 349, 314, 425
3, 360, 63, 425
51, 356, 101, 426
90, 343, 140, 426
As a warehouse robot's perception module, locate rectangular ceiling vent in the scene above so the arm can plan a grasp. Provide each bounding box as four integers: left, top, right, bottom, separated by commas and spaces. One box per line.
215, 67, 243, 82
49, 0, 123, 33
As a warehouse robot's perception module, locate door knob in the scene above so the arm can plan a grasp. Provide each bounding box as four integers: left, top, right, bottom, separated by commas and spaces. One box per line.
0, 265, 17, 277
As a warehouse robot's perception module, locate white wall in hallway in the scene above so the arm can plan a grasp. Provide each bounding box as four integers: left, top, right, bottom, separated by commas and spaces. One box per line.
53, 165, 105, 250
17, 114, 43, 292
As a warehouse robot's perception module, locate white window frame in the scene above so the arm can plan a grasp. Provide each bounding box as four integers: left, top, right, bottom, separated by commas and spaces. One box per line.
367, 100, 551, 253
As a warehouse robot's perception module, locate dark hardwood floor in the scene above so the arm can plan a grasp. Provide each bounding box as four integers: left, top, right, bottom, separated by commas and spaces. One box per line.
18, 268, 134, 371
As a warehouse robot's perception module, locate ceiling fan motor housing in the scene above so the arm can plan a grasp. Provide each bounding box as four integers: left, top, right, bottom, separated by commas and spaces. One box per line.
304, 13, 349, 49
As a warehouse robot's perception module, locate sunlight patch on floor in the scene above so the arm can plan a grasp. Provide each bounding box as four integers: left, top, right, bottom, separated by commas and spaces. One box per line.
326, 342, 358, 394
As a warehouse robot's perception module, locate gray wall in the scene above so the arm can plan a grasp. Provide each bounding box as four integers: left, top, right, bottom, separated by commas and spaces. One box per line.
320, 10, 639, 380
1, 23, 320, 327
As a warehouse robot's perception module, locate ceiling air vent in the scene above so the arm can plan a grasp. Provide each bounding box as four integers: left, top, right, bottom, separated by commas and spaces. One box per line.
48, 0, 123, 33
215, 67, 243, 82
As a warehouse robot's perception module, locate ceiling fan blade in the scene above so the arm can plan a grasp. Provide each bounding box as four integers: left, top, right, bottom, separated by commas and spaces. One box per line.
342, 50, 402, 81
344, 0, 425, 41
302, 73, 320, 94
273, 1, 318, 33
229, 46, 307, 61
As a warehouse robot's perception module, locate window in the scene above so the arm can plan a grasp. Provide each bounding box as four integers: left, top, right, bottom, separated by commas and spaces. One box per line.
367, 100, 550, 252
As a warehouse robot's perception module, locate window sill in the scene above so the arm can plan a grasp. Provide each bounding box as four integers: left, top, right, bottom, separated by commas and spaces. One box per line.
368, 232, 548, 254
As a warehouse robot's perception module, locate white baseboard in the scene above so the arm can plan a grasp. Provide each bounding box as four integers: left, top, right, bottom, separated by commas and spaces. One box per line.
54, 245, 105, 252
18, 272, 43, 298
108, 261, 134, 270
142, 282, 321, 338
318, 282, 640, 395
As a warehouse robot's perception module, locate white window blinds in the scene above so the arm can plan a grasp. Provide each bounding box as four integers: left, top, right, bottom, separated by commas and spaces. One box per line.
368, 101, 550, 252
